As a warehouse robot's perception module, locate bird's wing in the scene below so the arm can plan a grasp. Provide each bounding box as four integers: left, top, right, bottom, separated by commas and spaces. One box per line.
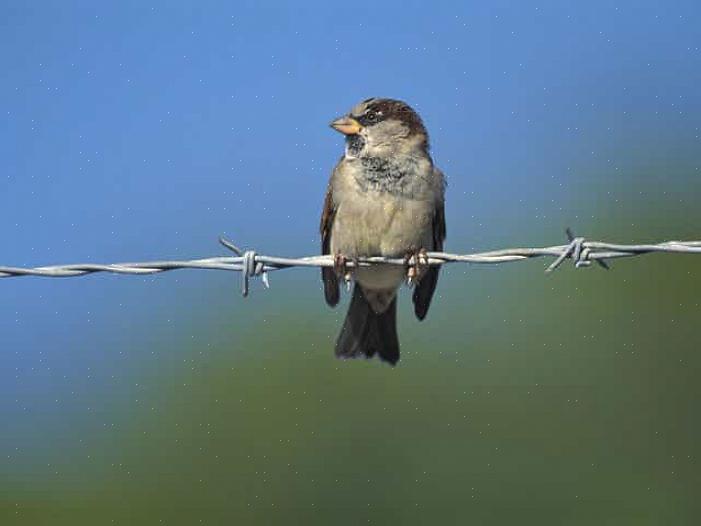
320, 177, 339, 307
413, 167, 446, 320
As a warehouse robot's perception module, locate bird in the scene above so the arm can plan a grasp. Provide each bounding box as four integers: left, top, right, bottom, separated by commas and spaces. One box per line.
320, 98, 446, 365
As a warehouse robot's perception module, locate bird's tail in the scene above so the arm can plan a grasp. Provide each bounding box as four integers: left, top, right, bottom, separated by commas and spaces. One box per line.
335, 284, 399, 365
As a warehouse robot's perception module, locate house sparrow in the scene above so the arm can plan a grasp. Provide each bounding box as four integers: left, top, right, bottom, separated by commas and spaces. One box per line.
320, 98, 446, 365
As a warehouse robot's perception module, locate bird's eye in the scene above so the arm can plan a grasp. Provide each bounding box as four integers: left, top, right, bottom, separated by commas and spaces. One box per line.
365, 111, 377, 122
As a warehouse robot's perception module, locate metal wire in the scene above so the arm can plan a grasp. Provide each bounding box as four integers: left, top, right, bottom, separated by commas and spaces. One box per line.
1, 230, 700, 296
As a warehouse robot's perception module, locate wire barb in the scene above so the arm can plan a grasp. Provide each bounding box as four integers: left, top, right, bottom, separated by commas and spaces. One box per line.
219, 236, 243, 256
545, 229, 604, 273
220, 237, 269, 296
2, 231, 700, 297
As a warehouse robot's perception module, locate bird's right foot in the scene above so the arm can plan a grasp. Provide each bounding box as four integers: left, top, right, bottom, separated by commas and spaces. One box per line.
334, 252, 356, 290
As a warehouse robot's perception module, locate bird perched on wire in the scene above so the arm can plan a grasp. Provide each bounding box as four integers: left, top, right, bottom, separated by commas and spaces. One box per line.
320, 98, 446, 365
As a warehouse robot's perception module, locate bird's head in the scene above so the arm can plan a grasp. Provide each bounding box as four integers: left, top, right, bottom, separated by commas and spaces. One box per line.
330, 98, 428, 159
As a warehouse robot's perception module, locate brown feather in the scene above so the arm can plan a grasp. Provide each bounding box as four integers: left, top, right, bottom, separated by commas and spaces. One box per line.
412, 175, 446, 320
320, 183, 339, 306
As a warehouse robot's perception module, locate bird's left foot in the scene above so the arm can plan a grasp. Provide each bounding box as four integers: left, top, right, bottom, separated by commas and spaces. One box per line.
404, 247, 429, 287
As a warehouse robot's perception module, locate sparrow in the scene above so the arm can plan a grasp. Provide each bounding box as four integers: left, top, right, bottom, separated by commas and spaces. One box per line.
320, 98, 446, 365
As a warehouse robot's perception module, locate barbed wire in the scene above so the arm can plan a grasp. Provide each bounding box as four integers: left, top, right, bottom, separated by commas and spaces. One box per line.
1, 230, 700, 296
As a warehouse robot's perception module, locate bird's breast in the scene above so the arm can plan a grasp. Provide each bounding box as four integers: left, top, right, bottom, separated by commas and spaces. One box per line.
330, 170, 435, 259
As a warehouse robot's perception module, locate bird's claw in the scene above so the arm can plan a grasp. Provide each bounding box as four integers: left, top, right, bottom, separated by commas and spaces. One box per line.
334, 252, 356, 290
405, 247, 429, 287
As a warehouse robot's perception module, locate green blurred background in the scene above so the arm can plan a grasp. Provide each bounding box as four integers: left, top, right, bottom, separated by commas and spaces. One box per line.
2, 2, 700, 524
3, 195, 700, 525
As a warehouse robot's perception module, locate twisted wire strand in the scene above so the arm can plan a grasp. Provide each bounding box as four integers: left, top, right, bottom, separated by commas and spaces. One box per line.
1, 234, 700, 296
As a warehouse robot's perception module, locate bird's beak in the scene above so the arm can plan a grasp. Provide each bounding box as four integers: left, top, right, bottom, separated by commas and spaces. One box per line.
330, 116, 362, 135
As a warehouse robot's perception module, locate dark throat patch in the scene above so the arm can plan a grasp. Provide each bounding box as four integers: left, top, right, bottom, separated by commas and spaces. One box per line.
346, 134, 366, 157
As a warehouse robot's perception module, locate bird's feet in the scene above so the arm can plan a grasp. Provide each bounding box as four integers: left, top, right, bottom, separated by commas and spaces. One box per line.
404, 247, 429, 287
334, 252, 357, 290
